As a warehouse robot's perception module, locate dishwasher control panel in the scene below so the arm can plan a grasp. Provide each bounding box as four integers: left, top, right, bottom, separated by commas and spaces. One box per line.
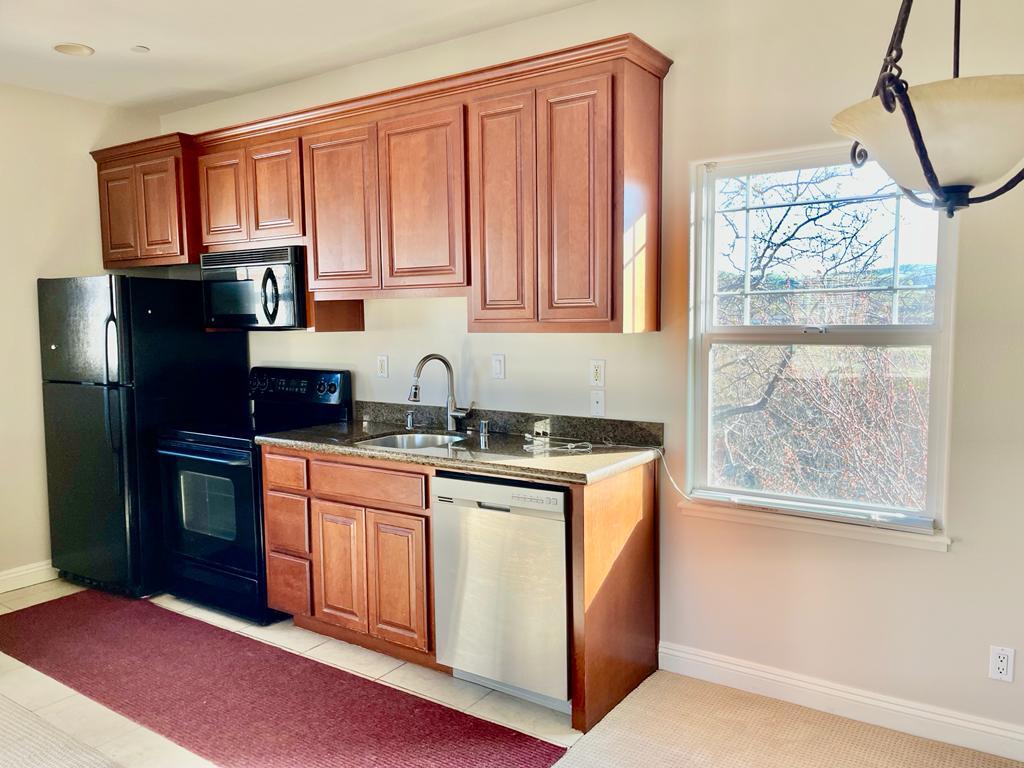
509, 491, 562, 510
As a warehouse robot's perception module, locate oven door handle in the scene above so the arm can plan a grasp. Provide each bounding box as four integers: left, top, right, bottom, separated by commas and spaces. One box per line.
157, 448, 252, 467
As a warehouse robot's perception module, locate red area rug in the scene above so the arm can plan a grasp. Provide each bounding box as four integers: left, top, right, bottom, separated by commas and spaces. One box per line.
0, 590, 565, 768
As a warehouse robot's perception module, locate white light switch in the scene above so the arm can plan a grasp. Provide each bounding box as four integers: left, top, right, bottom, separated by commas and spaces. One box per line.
376, 354, 389, 378
589, 359, 606, 387
491, 354, 506, 380
590, 389, 605, 417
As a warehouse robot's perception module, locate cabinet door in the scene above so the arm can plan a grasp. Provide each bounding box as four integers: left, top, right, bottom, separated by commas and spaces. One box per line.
312, 499, 368, 633
247, 138, 303, 240
134, 156, 182, 258
378, 105, 466, 289
536, 75, 612, 322
267, 551, 312, 616
468, 91, 537, 322
198, 149, 248, 244
98, 165, 139, 262
303, 125, 380, 290
366, 509, 428, 651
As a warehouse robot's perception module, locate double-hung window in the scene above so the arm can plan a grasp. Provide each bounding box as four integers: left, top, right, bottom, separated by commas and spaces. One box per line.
688, 148, 956, 533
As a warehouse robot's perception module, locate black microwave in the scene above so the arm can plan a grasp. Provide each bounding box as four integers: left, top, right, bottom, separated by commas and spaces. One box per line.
200, 246, 306, 330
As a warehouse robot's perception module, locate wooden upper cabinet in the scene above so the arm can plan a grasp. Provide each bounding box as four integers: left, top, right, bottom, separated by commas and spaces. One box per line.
366, 509, 428, 651
247, 138, 303, 240
92, 133, 197, 268
312, 499, 368, 634
98, 165, 140, 262
198, 149, 248, 244
468, 91, 537, 323
537, 74, 612, 323
135, 157, 182, 258
378, 105, 467, 289
303, 125, 381, 290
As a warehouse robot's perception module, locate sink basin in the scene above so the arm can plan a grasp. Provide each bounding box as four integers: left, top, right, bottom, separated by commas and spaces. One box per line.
357, 433, 467, 450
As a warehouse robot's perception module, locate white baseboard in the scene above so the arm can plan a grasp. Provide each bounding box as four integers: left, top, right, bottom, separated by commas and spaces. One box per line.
659, 641, 1024, 762
0, 560, 59, 594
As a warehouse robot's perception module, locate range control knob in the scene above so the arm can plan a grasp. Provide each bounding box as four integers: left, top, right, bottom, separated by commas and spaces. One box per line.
327, 382, 338, 395
315, 380, 327, 395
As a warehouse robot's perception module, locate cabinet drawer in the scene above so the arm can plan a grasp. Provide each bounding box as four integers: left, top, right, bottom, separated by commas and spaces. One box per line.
310, 460, 425, 509
264, 454, 308, 490
266, 551, 312, 616
265, 491, 310, 555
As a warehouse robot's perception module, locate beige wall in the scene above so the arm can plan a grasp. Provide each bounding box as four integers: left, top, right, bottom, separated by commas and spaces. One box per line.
161, 0, 1024, 728
0, 83, 158, 574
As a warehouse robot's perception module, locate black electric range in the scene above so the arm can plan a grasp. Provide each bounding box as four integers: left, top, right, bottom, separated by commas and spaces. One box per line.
157, 367, 353, 623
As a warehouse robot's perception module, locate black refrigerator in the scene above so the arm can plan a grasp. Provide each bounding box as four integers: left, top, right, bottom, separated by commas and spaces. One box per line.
38, 276, 248, 597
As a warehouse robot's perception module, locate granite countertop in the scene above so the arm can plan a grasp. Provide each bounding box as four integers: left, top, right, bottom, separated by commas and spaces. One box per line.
255, 421, 659, 485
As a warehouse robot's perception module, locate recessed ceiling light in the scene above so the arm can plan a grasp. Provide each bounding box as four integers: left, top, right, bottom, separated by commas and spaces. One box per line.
53, 42, 95, 56
130, 45, 150, 54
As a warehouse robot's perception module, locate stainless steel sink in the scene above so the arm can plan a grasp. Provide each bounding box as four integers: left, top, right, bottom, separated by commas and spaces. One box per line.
357, 432, 467, 450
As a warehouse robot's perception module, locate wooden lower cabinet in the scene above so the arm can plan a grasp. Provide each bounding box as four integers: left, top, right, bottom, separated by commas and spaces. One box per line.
266, 551, 312, 616
311, 499, 368, 633
366, 509, 428, 651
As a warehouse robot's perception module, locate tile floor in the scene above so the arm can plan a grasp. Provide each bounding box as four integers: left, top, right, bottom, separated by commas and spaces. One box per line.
0, 579, 581, 768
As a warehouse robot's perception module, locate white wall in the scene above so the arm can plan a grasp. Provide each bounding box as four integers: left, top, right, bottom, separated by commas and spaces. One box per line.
0, 83, 158, 576
159, 0, 1024, 735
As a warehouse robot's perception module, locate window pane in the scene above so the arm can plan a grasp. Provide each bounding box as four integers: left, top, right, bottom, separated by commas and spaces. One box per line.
711, 160, 938, 328
897, 289, 936, 325
709, 344, 931, 511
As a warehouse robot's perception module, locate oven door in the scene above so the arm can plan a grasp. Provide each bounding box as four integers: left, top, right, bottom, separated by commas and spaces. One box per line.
158, 440, 258, 575
202, 264, 300, 329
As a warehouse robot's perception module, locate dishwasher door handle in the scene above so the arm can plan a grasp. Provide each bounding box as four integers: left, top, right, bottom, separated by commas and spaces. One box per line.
477, 501, 512, 513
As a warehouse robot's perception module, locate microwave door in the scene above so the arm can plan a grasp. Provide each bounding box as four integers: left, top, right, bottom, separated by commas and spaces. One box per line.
204, 270, 260, 327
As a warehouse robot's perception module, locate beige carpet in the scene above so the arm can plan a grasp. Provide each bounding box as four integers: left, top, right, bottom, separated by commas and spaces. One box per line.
556, 672, 1022, 768
0, 695, 119, 768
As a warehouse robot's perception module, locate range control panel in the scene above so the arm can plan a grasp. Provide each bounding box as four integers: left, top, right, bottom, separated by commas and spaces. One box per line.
248, 367, 352, 406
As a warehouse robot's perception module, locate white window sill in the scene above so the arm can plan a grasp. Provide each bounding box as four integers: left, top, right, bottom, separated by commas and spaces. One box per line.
677, 499, 951, 552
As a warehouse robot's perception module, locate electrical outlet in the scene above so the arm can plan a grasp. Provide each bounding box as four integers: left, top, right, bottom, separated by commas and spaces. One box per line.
491, 353, 506, 380
376, 354, 389, 378
990, 646, 1015, 682
590, 389, 605, 417
589, 359, 606, 387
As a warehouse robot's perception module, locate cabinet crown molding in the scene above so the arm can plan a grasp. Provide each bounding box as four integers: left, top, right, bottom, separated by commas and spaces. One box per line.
91, 132, 194, 163
194, 33, 672, 146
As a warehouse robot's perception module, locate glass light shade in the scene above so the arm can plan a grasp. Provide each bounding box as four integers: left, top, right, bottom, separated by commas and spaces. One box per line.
832, 75, 1024, 192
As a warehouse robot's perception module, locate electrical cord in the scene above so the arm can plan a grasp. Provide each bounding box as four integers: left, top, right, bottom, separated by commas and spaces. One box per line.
520, 433, 687, 498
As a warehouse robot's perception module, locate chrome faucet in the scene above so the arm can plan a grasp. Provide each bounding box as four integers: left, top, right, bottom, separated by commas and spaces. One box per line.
408, 354, 472, 431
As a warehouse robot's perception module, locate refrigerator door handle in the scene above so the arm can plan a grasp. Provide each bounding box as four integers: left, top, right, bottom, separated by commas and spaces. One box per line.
104, 316, 120, 385
103, 388, 123, 492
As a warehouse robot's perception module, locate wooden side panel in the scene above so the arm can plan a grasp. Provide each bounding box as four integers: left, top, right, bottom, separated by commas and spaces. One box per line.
378, 105, 467, 289
247, 137, 303, 240
264, 453, 308, 491
265, 491, 311, 556
537, 75, 612, 322
312, 500, 368, 633
98, 165, 139, 262
267, 551, 312, 616
303, 125, 381, 290
570, 461, 657, 732
134, 156, 181, 258
366, 509, 428, 651
467, 91, 537, 323
309, 460, 425, 510
198, 149, 248, 244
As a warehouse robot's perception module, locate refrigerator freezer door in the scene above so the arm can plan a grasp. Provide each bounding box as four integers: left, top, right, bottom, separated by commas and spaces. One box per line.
38, 276, 130, 386
42, 382, 136, 589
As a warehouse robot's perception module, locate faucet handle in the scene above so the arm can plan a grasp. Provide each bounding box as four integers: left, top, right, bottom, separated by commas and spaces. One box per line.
405, 410, 415, 430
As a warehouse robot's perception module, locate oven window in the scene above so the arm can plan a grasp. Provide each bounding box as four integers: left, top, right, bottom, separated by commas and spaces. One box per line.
179, 471, 237, 541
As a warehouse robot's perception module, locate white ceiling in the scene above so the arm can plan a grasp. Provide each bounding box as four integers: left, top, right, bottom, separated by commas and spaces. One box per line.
0, 0, 590, 113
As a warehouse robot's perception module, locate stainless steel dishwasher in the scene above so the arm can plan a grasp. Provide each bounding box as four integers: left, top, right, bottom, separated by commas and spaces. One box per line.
431, 473, 569, 712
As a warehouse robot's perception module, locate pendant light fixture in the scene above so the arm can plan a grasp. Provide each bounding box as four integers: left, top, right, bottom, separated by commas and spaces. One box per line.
831, 0, 1024, 216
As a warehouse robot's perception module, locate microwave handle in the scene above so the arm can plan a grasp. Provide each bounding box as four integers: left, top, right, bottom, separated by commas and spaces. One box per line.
261, 268, 280, 324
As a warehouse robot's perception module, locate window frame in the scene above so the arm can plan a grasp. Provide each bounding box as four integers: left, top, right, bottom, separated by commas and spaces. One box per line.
687, 145, 958, 534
